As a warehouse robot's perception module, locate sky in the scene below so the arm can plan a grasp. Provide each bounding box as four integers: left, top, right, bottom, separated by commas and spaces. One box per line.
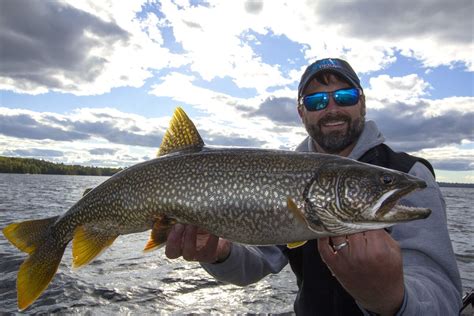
0, 0, 473, 183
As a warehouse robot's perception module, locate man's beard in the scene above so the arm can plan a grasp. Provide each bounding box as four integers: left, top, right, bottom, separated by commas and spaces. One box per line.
304, 113, 365, 154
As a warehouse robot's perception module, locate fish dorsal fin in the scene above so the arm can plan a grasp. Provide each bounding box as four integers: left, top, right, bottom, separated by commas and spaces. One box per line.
157, 107, 204, 157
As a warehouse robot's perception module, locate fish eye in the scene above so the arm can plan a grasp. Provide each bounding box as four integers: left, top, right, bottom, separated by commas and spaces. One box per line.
380, 174, 394, 185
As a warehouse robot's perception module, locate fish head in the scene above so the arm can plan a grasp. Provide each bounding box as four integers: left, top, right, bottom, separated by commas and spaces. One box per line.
304, 160, 431, 234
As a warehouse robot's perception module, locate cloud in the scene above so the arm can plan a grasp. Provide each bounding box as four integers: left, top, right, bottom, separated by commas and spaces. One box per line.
4, 148, 64, 158
0, 0, 129, 94
0, 108, 165, 148
89, 148, 119, 155
0, 113, 89, 141
0, 0, 186, 95
245, 96, 301, 126
313, 0, 472, 44
244, 0, 264, 14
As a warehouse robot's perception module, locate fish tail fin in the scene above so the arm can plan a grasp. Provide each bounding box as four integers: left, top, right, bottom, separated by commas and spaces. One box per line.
17, 241, 66, 310
2, 216, 59, 254
2, 217, 65, 311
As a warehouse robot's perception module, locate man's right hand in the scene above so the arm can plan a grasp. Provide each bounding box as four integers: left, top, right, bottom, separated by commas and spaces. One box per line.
165, 224, 232, 264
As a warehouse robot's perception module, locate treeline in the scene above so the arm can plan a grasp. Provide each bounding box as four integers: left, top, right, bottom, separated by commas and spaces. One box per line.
438, 182, 474, 188
0, 156, 122, 176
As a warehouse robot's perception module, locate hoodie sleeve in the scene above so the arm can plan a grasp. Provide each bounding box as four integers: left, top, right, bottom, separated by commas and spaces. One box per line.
387, 162, 462, 315
200, 244, 288, 286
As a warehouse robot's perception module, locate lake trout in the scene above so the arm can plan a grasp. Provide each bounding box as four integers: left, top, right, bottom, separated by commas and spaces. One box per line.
2, 107, 431, 310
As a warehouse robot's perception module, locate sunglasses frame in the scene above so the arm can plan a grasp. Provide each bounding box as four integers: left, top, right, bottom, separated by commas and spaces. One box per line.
299, 87, 361, 112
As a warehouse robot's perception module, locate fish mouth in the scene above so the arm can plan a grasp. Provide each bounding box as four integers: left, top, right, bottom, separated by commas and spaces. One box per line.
371, 180, 431, 222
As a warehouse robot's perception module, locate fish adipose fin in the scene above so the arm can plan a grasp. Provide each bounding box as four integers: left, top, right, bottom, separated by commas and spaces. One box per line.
83, 188, 93, 196
286, 197, 308, 249
2, 217, 65, 311
143, 216, 177, 252
157, 107, 205, 157
72, 226, 117, 269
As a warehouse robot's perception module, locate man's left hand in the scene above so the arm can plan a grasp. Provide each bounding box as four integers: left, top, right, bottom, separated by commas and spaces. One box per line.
318, 229, 404, 316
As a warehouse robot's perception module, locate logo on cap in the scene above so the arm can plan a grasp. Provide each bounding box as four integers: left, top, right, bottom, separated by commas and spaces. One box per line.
309, 58, 343, 72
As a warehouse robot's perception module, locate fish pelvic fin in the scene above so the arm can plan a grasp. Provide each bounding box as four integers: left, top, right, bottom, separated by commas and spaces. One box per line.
17, 240, 66, 311
144, 216, 177, 252
2, 216, 59, 254
72, 226, 118, 269
157, 107, 204, 157
287, 241, 308, 249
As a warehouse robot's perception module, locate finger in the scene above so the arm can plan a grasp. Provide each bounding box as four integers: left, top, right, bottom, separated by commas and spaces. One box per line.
317, 237, 339, 277
318, 237, 335, 262
330, 235, 349, 255
182, 225, 198, 261
165, 224, 185, 259
197, 234, 220, 263
346, 232, 366, 257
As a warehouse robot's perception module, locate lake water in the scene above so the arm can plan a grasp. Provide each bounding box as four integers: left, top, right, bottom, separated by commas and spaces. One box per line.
0, 174, 472, 314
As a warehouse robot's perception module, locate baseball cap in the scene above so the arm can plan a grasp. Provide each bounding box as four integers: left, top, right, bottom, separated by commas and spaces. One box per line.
298, 58, 362, 98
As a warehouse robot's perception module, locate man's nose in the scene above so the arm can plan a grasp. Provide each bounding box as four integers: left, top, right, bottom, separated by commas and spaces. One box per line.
324, 93, 339, 111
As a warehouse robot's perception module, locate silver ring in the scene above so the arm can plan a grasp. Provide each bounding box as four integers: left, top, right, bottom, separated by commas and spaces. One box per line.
332, 241, 348, 252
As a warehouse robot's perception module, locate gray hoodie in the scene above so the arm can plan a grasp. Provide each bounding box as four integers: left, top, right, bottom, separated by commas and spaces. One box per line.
202, 120, 462, 315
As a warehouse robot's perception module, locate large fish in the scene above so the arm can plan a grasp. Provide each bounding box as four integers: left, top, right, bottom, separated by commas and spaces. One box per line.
3, 107, 430, 310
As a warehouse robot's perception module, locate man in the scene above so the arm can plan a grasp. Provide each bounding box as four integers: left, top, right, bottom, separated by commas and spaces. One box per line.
165, 58, 462, 315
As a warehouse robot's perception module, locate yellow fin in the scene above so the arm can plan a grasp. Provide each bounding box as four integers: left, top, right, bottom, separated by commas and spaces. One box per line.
72, 226, 117, 268
157, 107, 204, 157
287, 241, 308, 249
143, 216, 176, 252
287, 197, 308, 225
2, 216, 58, 254
17, 242, 66, 311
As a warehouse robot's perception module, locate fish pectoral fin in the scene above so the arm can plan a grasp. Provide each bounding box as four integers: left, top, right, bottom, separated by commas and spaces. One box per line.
287, 197, 309, 225
157, 107, 205, 157
143, 216, 177, 252
2, 216, 59, 254
72, 226, 117, 269
287, 241, 307, 249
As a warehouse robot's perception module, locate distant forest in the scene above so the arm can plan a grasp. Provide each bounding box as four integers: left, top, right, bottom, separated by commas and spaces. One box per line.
0, 156, 122, 176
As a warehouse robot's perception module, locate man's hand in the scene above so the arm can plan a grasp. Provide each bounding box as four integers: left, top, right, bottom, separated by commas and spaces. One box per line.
318, 229, 404, 316
165, 224, 231, 264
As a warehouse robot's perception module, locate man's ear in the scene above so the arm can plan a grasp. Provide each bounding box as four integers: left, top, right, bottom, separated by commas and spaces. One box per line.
297, 105, 304, 119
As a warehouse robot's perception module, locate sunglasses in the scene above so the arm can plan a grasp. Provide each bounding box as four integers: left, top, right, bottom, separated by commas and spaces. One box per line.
300, 88, 360, 111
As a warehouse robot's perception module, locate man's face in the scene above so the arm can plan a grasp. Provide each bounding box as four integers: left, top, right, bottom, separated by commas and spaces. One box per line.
298, 74, 366, 155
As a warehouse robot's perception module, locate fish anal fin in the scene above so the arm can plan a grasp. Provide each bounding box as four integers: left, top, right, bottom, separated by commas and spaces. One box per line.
157, 107, 204, 157
2, 216, 59, 254
72, 226, 117, 269
287, 241, 307, 249
17, 241, 66, 311
144, 216, 177, 252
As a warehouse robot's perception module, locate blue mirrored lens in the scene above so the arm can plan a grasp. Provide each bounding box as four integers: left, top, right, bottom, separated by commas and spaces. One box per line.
334, 88, 359, 106
303, 93, 329, 111
303, 88, 359, 111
